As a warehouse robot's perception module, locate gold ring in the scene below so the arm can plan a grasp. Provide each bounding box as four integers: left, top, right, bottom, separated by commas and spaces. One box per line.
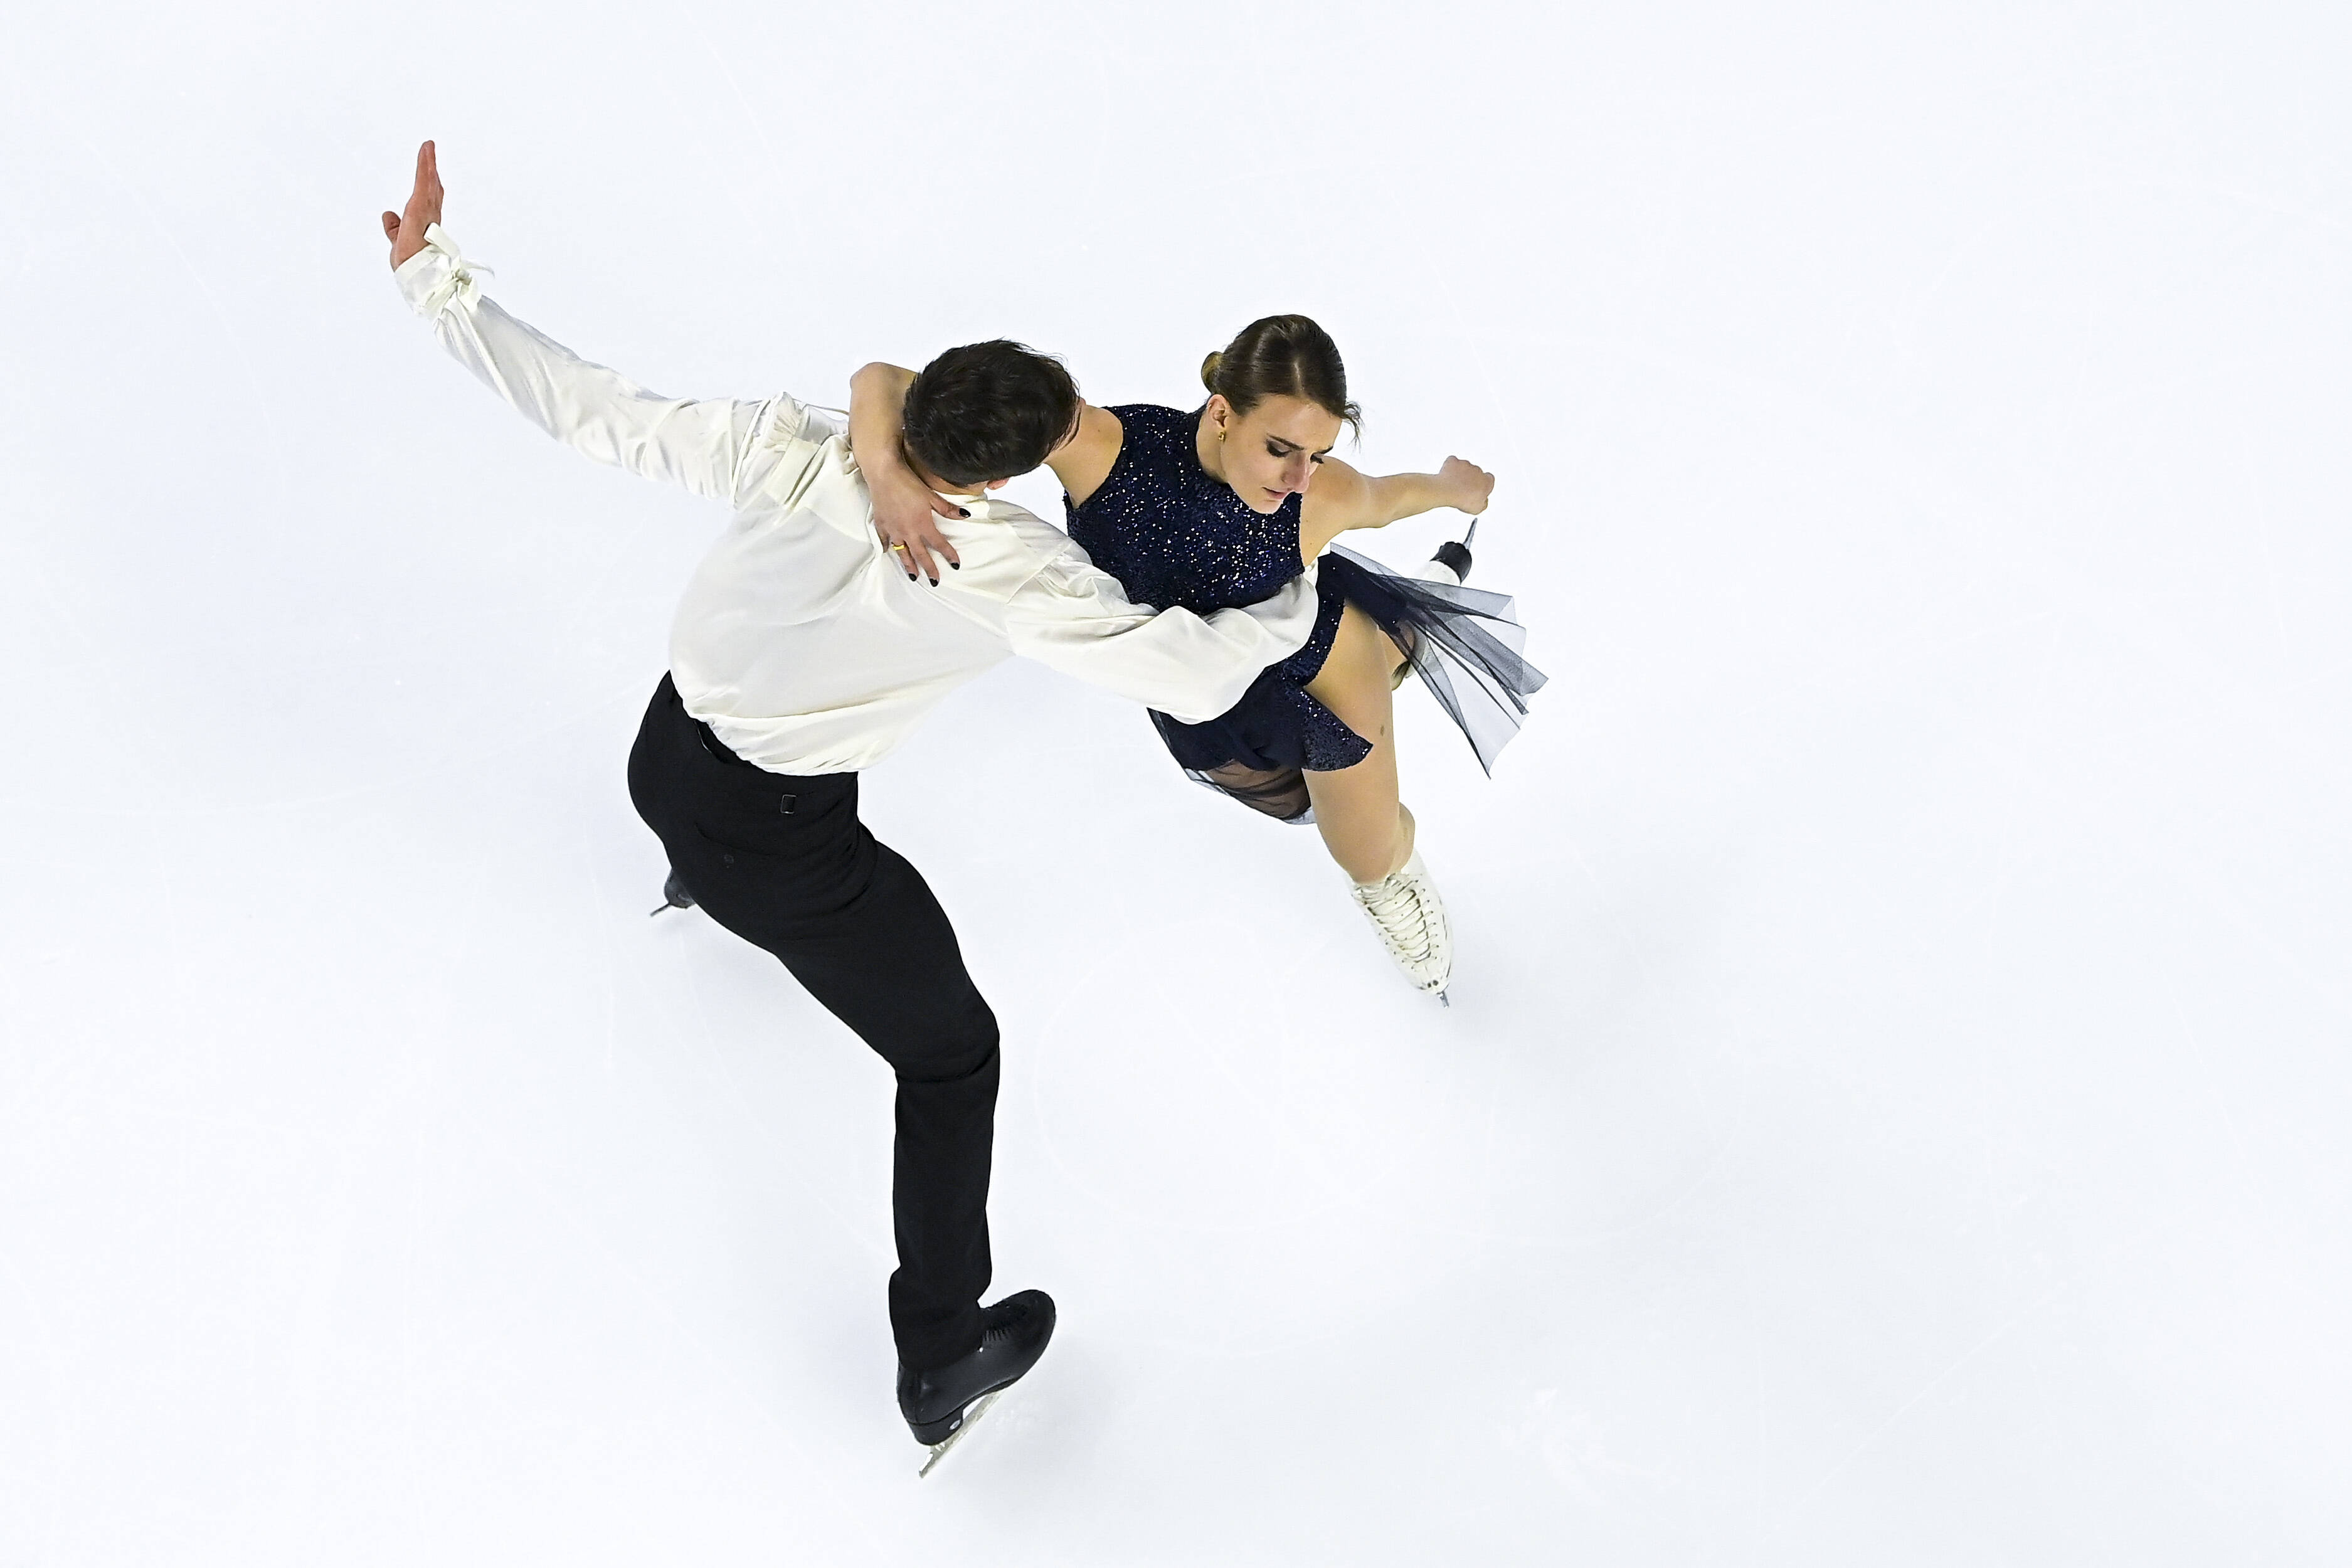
890, 543, 908, 553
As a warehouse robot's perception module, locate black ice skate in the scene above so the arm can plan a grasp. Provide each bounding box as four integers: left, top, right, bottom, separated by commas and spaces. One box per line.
899, 1289, 1056, 1477
647, 869, 696, 918
1391, 517, 1483, 692
1423, 514, 1479, 585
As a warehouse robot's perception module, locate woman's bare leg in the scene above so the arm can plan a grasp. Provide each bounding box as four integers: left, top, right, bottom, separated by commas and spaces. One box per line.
1303, 604, 1419, 883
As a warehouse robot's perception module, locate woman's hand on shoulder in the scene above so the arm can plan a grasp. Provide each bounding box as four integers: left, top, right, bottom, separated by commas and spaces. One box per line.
850, 361, 963, 581
869, 464, 967, 583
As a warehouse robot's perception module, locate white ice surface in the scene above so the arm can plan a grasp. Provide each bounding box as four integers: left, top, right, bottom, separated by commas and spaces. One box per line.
3, 3, 2348, 1562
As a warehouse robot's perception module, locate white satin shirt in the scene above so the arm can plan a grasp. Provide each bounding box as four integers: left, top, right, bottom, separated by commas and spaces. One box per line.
395, 225, 1316, 774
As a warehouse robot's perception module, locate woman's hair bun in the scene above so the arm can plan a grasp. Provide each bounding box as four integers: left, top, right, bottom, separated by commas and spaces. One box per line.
1198, 316, 1360, 435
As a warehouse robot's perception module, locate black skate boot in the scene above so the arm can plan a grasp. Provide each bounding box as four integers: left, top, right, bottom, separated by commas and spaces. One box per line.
1391, 518, 1484, 689
1424, 514, 1479, 584
647, 869, 696, 918
898, 1289, 1056, 1474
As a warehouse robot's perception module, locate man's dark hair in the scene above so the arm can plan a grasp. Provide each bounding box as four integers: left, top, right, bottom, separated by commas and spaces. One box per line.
900, 340, 1081, 489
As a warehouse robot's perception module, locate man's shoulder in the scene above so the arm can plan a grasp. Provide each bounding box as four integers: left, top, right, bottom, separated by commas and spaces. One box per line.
979, 499, 1074, 552
956, 497, 1076, 563
923, 499, 1110, 606
793, 401, 849, 446
733, 409, 864, 517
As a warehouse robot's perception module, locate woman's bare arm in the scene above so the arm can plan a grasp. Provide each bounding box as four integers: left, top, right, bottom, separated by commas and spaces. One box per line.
850, 362, 967, 581
1300, 455, 1493, 559
850, 366, 1125, 581
1051, 403, 1125, 509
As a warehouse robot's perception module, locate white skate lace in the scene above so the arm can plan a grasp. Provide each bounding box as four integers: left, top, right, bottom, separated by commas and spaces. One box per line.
1355, 871, 1436, 963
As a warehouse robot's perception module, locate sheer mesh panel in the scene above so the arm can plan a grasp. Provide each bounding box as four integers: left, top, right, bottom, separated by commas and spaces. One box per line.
1322, 545, 1549, 778
1142, 545, 1548, 821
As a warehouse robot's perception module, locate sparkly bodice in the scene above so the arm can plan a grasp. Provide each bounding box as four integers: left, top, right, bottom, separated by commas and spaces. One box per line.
1051, 403, 1540, 803
1064, 405, 1305, 614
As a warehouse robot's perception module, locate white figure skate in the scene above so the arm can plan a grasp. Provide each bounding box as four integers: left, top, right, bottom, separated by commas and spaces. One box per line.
1350, 850, 1455, 1003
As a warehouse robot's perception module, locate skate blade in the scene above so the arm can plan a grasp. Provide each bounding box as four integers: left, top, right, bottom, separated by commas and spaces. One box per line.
917, 1388, 1002, 1478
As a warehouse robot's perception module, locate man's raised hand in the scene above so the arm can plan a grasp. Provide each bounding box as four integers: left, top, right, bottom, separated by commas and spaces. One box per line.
381, 140, 444, 270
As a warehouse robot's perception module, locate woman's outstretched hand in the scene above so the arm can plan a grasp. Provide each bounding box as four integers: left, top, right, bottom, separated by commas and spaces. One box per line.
381, 140, 443, 270
1439, 455, 1495, 515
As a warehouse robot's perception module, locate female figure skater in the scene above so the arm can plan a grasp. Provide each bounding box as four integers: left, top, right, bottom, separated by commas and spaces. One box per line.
850, 318, 1544, 1000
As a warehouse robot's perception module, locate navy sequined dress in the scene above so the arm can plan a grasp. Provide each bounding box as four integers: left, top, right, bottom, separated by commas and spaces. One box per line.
1067, 404, 1546, 822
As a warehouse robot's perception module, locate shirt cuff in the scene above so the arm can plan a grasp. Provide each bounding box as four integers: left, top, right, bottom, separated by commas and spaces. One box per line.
394, 223, 492, 319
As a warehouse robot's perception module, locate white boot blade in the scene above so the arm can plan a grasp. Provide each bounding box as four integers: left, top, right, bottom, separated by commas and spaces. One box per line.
917, 1388, 1002, 1478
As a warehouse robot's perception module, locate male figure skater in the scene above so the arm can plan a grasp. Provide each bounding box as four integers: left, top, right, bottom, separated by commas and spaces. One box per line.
380, 143, 1316, 1464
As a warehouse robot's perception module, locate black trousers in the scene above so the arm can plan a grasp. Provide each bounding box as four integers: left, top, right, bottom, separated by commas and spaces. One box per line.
626, 674, 999, 1372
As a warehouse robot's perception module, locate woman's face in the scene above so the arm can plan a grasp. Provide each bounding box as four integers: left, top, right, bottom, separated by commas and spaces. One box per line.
1208, 394, 1345, 514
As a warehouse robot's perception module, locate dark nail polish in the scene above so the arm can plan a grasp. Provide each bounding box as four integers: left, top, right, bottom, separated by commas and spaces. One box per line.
949, 561, 960, 570
958, 509, 970, 518
906, 572, 917, 581
928, 576, 940, 586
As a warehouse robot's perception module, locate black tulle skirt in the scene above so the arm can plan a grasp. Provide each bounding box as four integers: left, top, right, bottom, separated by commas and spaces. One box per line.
1146, 546, 1547, 822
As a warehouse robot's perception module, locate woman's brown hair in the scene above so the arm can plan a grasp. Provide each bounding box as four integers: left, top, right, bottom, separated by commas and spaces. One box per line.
1200, 314, 1362, 436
